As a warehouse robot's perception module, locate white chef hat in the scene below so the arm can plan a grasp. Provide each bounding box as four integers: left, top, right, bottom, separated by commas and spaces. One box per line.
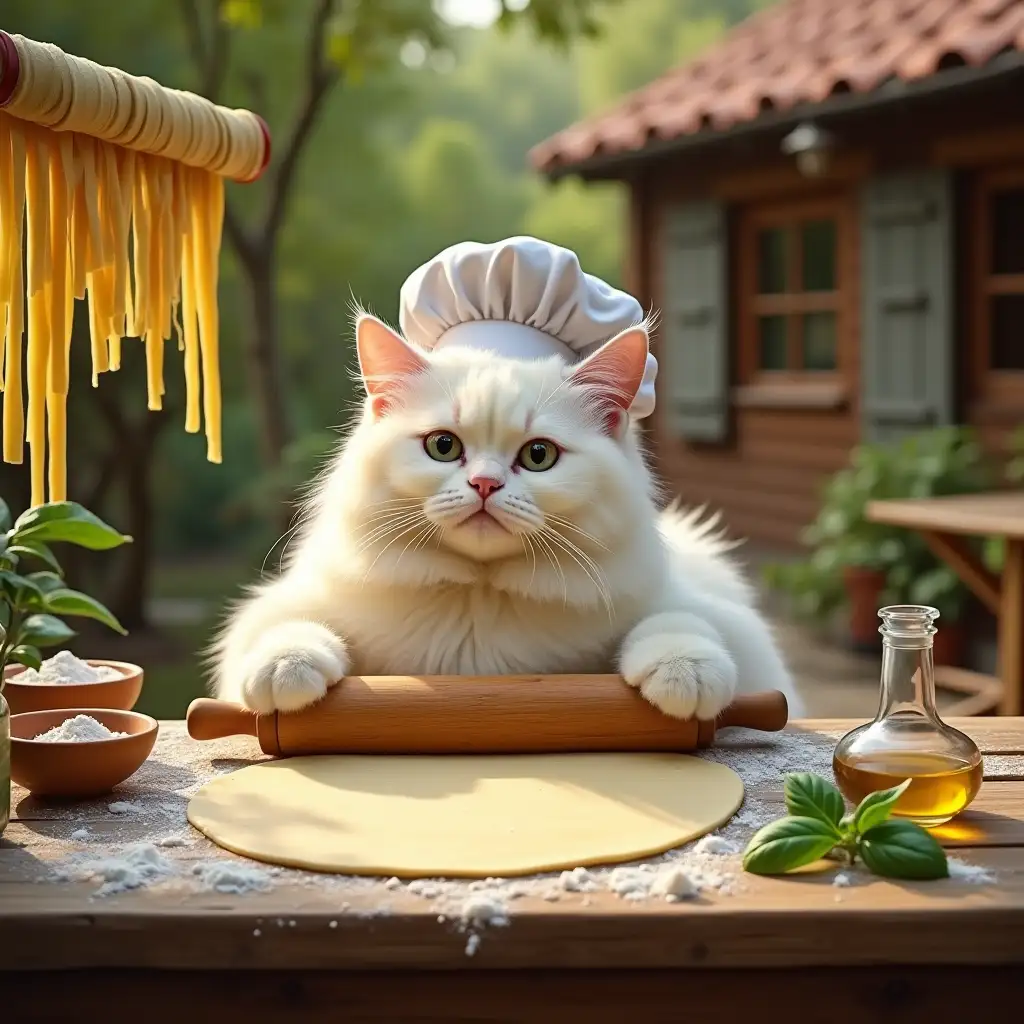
398, 236, 657, 419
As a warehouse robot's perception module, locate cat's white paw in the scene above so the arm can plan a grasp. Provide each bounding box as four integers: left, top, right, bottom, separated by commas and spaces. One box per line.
620, 631, 737, 720
234, 622, 349, 714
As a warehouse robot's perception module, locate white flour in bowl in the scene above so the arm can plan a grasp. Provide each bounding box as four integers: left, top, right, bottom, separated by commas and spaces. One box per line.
13, 649, 122, 685
33, 714, 127, 742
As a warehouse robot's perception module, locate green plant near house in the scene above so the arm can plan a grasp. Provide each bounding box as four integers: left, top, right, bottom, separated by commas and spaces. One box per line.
0, 499, 131, 680
764, 426, 997, 626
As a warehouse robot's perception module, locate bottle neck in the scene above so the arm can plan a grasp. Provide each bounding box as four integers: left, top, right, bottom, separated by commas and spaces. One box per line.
876, 641, 939, 719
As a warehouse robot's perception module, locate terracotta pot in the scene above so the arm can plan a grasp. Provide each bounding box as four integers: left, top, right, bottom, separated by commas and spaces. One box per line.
842, 566, 887, 650
1, 692, 9, 837
932, 620, 967, 668
2, 659, 143, 716
10, 708, 158, 797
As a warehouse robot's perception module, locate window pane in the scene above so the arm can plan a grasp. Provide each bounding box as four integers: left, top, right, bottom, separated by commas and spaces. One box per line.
992, 294, 1024, 370
758, 315, 788, 370
801, 312, 837, 370
757, 227, 788, 294
992, 189, 1024, 275
801, 219, 836, 291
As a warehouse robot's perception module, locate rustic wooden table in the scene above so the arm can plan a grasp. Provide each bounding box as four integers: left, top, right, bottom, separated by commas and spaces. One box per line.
866, 491, 1024, 715
2, 717, 1024, 1023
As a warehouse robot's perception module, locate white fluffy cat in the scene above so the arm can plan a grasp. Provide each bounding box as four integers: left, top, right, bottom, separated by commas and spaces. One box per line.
211, 314, 801, 720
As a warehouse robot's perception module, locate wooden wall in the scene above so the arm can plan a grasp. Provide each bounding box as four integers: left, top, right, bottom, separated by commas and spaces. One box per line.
622, 84, 1024, 549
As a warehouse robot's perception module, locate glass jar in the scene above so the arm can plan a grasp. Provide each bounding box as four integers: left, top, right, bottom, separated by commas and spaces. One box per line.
832, 604, 983, 828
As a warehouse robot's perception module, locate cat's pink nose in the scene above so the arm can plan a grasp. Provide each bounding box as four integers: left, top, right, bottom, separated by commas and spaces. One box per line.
469, 475, 504, 500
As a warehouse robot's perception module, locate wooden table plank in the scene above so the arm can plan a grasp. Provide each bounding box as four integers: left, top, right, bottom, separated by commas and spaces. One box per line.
0, 846, 1022, 970
866, 492, 1024, 538
3, 718, 1024, 974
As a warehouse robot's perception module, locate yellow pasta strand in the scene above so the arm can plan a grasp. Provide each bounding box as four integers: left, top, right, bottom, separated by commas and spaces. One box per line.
2, 118, 27, 464
0, 31, 269, 502
24, 129, 52, 508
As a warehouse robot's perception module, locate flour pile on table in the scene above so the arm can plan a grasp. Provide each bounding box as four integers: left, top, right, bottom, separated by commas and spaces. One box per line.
39, 723, 1001, 928
33, 714, 127, 742
14, 650, 122, 684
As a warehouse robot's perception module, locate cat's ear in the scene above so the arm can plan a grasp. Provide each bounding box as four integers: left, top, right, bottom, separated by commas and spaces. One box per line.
567, 326, 649, 435
356, 314, 430, 417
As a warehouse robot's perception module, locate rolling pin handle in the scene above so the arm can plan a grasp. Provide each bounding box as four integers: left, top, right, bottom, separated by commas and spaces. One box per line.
186, 697, 260, 741
715, 690, 789, 734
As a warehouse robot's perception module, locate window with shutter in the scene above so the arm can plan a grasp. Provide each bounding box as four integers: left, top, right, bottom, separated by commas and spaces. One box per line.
861, 170, 954, 443
734, 195, 852, 410
969, 166, 1024, 419
659, 201, 728, 442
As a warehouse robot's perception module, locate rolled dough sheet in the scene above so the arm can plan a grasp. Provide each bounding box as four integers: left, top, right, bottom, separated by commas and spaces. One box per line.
187, 753, 744, 878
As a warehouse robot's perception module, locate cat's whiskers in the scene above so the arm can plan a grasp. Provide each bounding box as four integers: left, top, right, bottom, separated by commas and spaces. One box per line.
355, 510, 429, 553
532, 530, 568, 606
542, 526, 614, 618
542, 513, 609, 552
361, 512, 431, 580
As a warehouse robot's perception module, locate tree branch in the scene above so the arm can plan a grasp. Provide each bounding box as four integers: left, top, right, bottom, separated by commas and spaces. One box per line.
178, 0, 231, 101
262, 0, 339, 245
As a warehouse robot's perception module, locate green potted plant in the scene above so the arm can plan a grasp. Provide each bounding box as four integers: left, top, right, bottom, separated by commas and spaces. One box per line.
765, 427, 995, 657
0, 499, 130, 837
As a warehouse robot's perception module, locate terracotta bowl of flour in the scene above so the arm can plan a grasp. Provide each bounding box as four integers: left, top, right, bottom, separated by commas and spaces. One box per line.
3, 657, 143, 715
9, 709, 158, 797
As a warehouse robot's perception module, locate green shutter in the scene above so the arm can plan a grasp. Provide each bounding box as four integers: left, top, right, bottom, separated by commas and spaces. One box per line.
661, 200, 728, 442
861, 170, 954, 443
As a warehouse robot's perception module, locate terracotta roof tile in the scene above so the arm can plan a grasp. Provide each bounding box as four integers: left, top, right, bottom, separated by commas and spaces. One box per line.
531, 0, 1024, 173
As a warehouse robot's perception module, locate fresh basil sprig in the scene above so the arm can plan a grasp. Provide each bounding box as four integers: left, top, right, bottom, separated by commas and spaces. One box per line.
743, 772, 948, 881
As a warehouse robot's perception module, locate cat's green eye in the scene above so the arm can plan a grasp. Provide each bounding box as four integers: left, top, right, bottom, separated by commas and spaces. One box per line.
518, 439, 559, 472
424, 431, 463, 463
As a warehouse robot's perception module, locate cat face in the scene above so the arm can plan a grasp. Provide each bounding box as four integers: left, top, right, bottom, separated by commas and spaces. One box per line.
346, 315, 651, 566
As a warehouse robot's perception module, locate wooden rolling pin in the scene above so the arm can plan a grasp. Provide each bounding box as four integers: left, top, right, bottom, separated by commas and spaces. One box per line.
186, 675, 788, 756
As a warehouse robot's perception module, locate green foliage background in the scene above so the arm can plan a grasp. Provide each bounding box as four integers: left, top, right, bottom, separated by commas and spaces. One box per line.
0, 0, 770, 560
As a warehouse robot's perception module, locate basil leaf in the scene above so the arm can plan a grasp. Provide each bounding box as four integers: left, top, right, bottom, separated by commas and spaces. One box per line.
7, 541, 62, 575
743, 816, 840, 875
19, 613, 76, 649
0, 497, 11, 533
853, 778, 913, 834
41, 588, 127, 635
13, 501, 131, 551
858, 820, 949, 880
784, 773, 846, 828
9, 644, 42, 671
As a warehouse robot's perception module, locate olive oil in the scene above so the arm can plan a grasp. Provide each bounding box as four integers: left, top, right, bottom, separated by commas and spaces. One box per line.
833, 750, 983, 827
831, 605, 984, 830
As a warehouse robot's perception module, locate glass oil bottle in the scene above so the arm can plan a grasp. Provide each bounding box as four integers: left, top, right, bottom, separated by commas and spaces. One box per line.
832, 605, 983, 828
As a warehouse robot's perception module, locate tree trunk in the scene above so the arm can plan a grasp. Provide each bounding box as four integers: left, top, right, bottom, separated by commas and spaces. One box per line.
109, 412, 168, 631
244, 249, 291, 471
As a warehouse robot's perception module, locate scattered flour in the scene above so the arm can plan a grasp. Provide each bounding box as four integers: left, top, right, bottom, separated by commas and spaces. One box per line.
108, 800, 143, 814
559, 866, 598, 892
947, 858, 997, 884
154, 835, 190, 848
458, 893, 510, 927
54, 842, 175, 896
34, 714, 126, 742
464, 932, 481, 956
70, 828, 90, 840
649, 865, 699, 902
192, 861, 274, 894
14, 649, 122, 685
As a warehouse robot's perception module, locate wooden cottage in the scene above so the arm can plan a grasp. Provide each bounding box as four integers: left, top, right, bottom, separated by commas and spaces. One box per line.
531, 0, 1024, 548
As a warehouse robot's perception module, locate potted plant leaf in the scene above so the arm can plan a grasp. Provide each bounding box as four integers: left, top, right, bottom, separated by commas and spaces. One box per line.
0, 498, 130, 837
765, 427, 995, 659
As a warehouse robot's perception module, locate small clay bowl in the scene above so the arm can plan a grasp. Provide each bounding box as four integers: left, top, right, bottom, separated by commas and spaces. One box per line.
10, 708, 158, 797
3, 659, 143, 715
